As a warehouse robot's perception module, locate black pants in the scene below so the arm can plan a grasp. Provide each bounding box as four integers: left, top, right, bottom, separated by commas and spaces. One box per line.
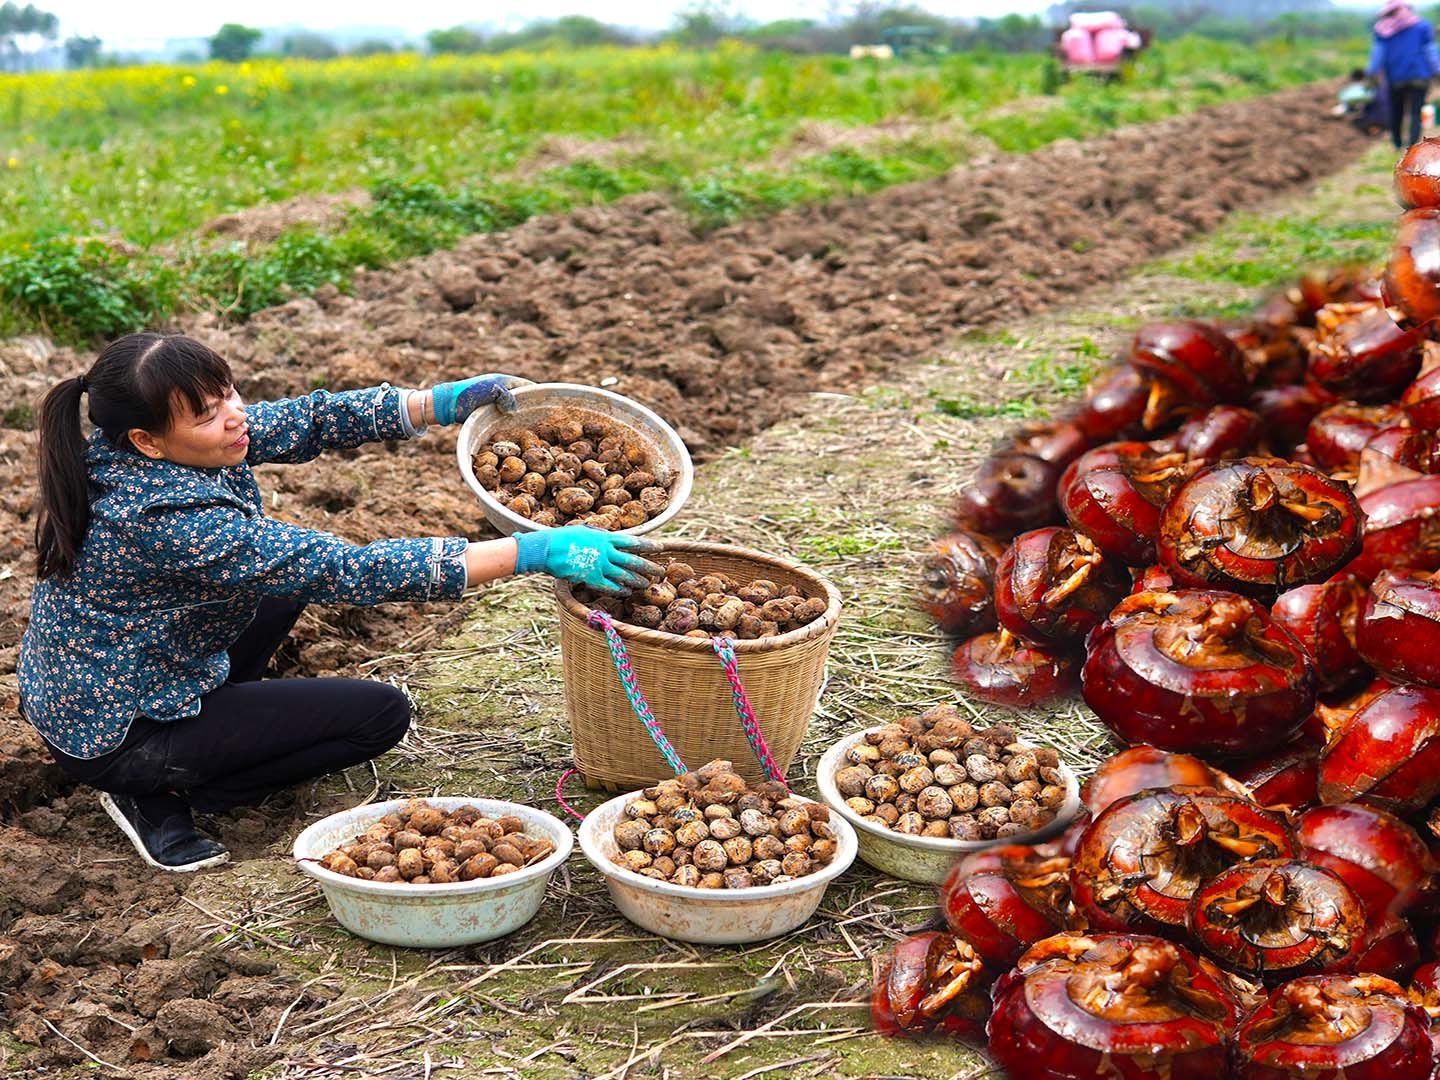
44, 598, 411, 813
1392, 80, 1430, 149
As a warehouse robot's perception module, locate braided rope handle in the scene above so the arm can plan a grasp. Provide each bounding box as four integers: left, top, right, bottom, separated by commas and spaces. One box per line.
571, 611, 794, 821
587, 610, 688, 776
710, 637, 791, 792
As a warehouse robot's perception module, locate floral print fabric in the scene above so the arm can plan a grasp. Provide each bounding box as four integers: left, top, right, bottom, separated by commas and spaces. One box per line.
18, 385, 469, 759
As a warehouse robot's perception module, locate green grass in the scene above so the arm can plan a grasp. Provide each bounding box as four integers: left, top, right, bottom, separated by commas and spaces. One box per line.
1162, 217, 1393, 287
0, 35, 1360, 341
924, 332, 1106, 420
927, 391, 1047, 420
1155, 146, 1398, 290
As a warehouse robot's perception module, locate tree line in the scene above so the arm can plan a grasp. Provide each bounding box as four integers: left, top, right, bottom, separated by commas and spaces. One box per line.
1, 1, 1422, 72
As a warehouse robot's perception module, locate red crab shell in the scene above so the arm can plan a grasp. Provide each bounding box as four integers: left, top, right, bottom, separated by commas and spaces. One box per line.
1271, 576, 1369, 697
993, 527, 1130, 646
1233, 974, 1435, 1080
1070, 786, 1295, 937
987, 932, 1240, 1080
1297, 803, 1433, 922
1157, 458, 1363, 596
917, 531, 1003, 637
1318, 685, 1440, 817
1130, 320, 1250, 403
1346, 477, 1440, 582
1186, 859, 1367, 984
939, 845, 1070, 968
949, 630, 1078, 708
1356, 571, 1440, 687
1081, 589, 1317, 757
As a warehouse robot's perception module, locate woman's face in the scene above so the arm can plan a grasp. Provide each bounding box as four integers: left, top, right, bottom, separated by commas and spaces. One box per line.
129, 385, 249, 468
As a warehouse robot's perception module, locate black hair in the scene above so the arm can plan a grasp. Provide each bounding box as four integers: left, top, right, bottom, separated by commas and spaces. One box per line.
34, 333, 232, 579
1350, 68, 1368, 80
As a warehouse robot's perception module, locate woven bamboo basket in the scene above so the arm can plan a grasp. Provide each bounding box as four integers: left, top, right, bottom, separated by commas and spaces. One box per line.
555, 540, 843, 791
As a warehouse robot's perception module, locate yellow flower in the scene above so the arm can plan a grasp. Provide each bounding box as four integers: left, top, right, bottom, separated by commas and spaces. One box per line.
215, 84, 228, 95
5, 156, 16, 168
182, 74, 196, 88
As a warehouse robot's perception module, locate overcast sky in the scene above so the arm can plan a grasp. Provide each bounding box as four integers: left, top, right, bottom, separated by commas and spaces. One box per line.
53, 1, 1057, 50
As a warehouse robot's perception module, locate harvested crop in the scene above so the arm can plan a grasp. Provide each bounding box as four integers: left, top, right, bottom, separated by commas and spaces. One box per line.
577, 561, 827, 640
318, 800, 554, 884
473, 409, 673, 531
834, 705, 1068, 841
610, 759, 838, 888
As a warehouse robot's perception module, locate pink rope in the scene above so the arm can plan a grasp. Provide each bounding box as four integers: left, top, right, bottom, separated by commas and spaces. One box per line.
710, 637, 791, 792
555, 767, 586, 822
587, 610, 688, 776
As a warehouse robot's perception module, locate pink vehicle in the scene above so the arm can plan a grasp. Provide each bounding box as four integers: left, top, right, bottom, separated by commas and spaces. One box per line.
1055, 11, 1148, 77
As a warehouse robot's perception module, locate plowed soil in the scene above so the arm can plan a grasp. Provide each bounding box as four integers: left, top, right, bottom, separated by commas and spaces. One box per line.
0, 82, 1367, 1074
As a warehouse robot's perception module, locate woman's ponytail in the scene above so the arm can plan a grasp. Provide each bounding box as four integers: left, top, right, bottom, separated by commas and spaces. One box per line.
34, 376, 92, 580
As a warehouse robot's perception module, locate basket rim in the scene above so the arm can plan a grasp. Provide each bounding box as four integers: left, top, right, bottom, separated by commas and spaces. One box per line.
554, 539, 843, 653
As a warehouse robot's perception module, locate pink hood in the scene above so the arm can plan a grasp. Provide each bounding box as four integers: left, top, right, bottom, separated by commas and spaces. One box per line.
1377, 2, 1422, 38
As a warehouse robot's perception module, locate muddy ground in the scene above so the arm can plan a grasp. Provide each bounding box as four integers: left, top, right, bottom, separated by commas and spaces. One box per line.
0, 82, 1376, 1077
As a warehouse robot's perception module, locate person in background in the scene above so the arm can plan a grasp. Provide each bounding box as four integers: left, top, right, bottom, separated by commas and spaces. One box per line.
19, 333, 660, 872
1368, 1, 1440, 149
1337, 67, 1376, 115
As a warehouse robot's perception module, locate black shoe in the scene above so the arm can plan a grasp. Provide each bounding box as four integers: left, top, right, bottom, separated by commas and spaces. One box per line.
99, 792, 230, 872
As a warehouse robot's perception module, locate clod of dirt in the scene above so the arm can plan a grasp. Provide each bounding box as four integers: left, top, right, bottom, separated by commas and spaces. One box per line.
200, 190, 369, 246
154, 997, 237, 1057
126, 955, 226, 1017
0, 826, 81, 915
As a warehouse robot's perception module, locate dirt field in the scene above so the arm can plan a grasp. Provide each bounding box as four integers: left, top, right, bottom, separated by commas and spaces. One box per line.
0, 83, 1385, 1078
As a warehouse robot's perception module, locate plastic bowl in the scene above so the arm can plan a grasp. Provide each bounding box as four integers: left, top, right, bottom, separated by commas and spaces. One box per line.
577, 790, 857, 944
292, 797, 573, 949
457, 382, 693, 537
816, 729, 1081, 885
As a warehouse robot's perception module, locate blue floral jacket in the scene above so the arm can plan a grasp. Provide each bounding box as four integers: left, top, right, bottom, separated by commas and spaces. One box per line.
18, 385, 470, 759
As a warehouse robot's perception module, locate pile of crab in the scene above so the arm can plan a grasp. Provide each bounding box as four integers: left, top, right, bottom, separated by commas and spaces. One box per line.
892, 141, 1440, 1076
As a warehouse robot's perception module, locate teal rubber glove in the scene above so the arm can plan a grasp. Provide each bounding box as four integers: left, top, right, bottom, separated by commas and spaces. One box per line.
514, 526, 662, 594
430, 375, 517, 426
